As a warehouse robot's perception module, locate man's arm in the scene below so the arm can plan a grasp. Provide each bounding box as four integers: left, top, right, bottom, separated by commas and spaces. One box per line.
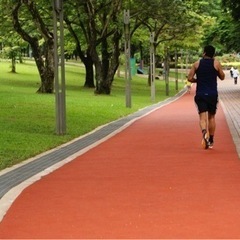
214, 60, 225, 80
187, 61, 199, 83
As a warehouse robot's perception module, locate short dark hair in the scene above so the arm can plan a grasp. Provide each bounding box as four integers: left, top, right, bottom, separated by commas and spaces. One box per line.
204, 45, 215, 58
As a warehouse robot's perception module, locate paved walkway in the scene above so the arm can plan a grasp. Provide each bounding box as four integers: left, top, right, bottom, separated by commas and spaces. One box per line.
0, 72, 240, 239
218, 72, 240, 157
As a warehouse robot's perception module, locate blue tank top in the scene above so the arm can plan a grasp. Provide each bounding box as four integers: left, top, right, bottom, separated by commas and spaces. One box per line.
196, 58, 218, 96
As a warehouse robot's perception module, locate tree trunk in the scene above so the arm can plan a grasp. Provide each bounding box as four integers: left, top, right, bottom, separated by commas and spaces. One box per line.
83, 57, 95, 88
12, 1, 54, 93
32, 40, 54, 93
64, 17, 95, 89
94, 32, 121, 95
94, 57, 111, 95
11, 55, 16, 73
79, 49, 95, 88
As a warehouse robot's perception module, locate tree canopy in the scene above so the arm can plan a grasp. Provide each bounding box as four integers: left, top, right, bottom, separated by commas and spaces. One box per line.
222, 0, 240, 20
0, 0, 233, 94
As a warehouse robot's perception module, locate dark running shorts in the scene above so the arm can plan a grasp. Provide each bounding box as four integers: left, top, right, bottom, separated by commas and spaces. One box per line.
194, 95, 218, 114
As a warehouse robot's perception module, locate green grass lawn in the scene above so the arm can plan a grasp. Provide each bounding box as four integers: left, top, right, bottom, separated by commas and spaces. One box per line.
0, 60, 184, 170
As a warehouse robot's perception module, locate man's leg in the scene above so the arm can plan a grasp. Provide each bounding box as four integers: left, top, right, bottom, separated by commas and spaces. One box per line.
208, 113, 216, 136
195, 96, 209, 149
199, 111, 209, 149
199, 111, 208, 131
208, 113, 216, 147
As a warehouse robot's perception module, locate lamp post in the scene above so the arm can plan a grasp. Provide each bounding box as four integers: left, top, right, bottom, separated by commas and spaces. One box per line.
124, 9, 131, 108
180, 49, 184, 82
175, 48, 179, 91
53, 0, 66, 135
164, 46, 170, 96
150, 32, 155, 101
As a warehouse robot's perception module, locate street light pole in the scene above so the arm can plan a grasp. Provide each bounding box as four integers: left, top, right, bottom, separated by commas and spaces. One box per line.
124, 9, 131, 108
164, 46, 170, 96
175, 48, 179, 91
53, 0, 66, 135
150, 32, 155, 101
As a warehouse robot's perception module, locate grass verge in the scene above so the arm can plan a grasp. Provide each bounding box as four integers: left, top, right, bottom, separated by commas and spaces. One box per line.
0, 60, 184, 170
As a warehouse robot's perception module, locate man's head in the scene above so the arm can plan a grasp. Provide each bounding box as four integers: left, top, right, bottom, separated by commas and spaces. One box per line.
203, 45, 215, 58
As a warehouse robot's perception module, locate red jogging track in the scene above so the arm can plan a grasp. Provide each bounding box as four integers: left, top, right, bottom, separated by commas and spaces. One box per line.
0, 89, 240, 239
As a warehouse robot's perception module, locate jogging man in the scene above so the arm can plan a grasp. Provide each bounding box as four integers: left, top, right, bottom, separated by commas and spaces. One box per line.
188, 45, 225, 149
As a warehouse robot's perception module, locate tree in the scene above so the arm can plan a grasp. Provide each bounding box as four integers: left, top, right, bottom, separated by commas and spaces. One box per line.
0, 0, 23, 72
200, 0, 240, 54
129, 0, 201, 84
203, 13, 240, 52
64, 2, 95, 88
11, 0, 55, 93
63, 0, 123, 94
220, 0, 240, 52
4, 46, 21, 73
222, 0, 240, 20
1, 0, 222, 95
83, 0, 122, 94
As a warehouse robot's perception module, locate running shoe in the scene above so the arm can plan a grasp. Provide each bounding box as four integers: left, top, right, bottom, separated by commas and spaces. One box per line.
208, 140, 214, 149
202, 131, 209, 149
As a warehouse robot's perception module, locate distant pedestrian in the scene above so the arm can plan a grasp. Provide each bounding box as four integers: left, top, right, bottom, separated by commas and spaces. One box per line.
232, 67, 239, 84
187, 45, 225, 149
230, 66, 234, 78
